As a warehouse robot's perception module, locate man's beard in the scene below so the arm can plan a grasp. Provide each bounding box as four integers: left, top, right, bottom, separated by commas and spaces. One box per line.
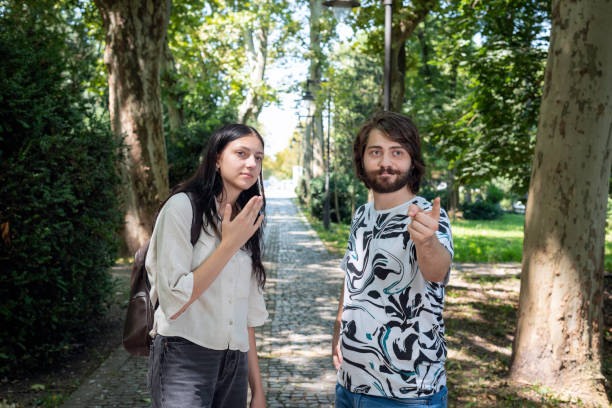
365, 166, 410, 194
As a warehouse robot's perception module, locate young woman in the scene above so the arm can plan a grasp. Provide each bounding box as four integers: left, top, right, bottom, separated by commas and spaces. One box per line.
146, 124, 268, 408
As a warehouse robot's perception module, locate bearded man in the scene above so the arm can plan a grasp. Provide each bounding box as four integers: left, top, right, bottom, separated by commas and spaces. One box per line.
332, 111, 453, 408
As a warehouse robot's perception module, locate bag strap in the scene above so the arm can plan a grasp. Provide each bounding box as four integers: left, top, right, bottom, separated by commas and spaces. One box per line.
186, 191, 202, 246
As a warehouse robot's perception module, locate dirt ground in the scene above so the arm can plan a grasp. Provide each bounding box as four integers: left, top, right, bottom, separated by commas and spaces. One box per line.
446, 263, 612, 407
1, 263, 610, 407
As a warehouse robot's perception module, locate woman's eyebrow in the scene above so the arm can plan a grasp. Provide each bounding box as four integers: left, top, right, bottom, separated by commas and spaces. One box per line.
234, 144, 264, 155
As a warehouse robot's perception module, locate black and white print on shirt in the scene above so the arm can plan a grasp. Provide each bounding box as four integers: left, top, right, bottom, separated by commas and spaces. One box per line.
338, 196, 454, 399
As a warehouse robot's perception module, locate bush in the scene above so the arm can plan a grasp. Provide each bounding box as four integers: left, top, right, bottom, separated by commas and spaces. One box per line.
485, 183, 505, 204
461, 200, 504, 220
305, 173, 368, 223
295, 176, 309, 207
0, 9, 122, 375
166, 123, 212, 188
165, 110, 236, 188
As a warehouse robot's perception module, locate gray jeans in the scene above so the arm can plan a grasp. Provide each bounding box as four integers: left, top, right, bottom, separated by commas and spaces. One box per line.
148, 335, 248, 408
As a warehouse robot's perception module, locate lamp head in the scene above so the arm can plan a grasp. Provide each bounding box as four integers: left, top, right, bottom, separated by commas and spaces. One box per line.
323, 0, 361, 22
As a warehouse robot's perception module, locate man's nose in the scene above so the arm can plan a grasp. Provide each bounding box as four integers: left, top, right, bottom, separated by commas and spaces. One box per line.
379, 151, 393, 166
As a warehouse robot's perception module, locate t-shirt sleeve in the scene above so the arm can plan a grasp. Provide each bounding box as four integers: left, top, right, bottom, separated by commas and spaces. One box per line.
340, 243, 351, 272
436, 208, 454, 259
146, 193, 194, 319
436, 207, 454, 286
247, 273, 268, 327
340, 204, 365, 272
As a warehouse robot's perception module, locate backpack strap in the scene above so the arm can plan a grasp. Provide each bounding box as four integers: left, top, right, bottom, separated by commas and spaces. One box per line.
186, 191, 203, 245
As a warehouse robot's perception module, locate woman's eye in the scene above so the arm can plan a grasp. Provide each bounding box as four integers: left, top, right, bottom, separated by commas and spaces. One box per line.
370, 150, 380, 156
255, 156, 263, 162
236, 151, 245, 157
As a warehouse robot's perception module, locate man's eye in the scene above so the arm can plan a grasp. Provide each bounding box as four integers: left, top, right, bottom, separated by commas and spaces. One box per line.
393, 150, 403, 157
370, 150, 380, 156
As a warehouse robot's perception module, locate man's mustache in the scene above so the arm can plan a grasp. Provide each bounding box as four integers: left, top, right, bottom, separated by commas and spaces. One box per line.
377, 167, 400, 175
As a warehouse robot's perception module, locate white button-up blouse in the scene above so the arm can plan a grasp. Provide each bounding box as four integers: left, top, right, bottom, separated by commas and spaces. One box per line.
145, 193, 268, 352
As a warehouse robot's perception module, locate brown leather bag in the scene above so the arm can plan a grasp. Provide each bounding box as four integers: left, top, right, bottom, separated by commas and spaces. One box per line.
122, 192, 202, 356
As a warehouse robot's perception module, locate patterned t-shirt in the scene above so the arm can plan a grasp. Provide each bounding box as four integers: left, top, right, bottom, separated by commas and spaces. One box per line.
338, 196, 454, 399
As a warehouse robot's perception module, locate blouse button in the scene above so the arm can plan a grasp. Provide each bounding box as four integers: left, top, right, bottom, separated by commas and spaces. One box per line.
229, 320, 233, 326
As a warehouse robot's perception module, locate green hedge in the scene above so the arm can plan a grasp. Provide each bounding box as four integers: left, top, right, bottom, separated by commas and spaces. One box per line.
297, 173, 368, 224
0, 8, 122, 374
461, 200, 504, 220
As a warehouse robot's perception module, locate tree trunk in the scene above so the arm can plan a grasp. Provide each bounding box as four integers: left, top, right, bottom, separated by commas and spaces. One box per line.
509, 1, 612, 405
416, 27, 431, 81
95, 0, 171, 254
238, 24, 268, 124
333, 174, 341, 223
303, 117, 314, 205
300, 0, 324, 203
447, 170, 459, 219
161, 38, 184, 132
389, 39, 406, 113
387, 0, 436, 112
309, 0, 324, 178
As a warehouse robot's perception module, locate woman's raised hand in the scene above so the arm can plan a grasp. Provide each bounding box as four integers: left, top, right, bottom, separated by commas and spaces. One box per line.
220, 196, 264, 252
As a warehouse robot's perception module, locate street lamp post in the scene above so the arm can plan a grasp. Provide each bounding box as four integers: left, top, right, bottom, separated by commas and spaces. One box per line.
383, 0, 392, 111
323, 0, 392, 111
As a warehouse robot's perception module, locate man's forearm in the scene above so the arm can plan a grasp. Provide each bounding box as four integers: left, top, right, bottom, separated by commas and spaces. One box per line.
332, 280, 345, 370
415, 238, 451, 282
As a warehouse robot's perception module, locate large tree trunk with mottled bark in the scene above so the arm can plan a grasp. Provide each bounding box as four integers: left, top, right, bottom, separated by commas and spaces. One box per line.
509, 1, 612, 405
94, 0, 171, 254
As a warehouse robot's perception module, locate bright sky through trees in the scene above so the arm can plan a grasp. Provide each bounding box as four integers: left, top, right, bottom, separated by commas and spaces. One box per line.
258, 9, 355, 158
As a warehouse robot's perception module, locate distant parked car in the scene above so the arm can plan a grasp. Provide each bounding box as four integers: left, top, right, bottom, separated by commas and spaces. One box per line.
512, 201, 526, 214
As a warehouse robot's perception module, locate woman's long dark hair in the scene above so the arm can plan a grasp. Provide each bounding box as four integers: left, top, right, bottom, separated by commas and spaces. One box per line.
157, 123, 266, 289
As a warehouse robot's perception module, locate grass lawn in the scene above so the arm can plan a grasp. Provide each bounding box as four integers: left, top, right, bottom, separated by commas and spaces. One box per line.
301, 209, 612, 272
452, 214, 524, 263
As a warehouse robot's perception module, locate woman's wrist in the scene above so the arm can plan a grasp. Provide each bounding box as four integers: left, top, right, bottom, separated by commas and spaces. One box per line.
217, 238, 240, 257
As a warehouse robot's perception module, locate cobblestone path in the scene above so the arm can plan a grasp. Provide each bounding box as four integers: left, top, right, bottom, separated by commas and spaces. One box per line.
256, 197, 343, 407
61, 195, 344, 408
